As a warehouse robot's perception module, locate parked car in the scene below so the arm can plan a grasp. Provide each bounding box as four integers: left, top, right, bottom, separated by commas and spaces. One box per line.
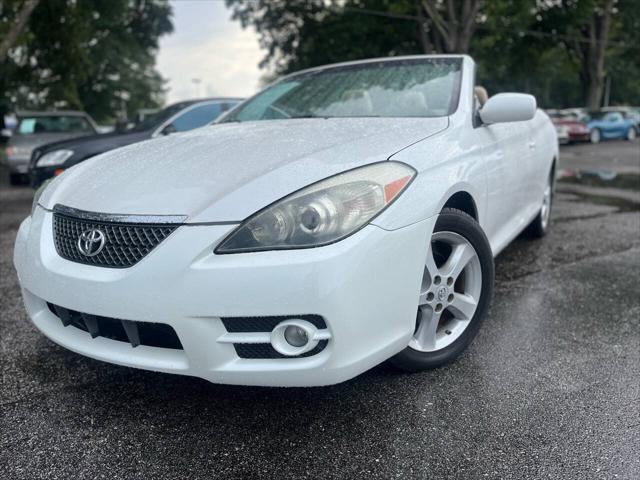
28, 98, 242, 187
585, 110, 637, 143
3, 111, 98, 185
601, 106, 640, 131
548, 112, 589, 144
14, 55, 557, 387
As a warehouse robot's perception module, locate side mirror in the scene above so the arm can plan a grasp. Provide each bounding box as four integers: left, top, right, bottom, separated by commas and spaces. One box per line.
479, 93, 537, 125
161, 124, 177, 135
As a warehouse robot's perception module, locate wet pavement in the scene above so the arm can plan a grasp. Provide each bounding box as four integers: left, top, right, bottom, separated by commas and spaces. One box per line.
1, 140, 639, 479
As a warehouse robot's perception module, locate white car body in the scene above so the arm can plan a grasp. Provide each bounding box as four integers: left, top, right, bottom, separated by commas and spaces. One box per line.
13, 55, 557, 386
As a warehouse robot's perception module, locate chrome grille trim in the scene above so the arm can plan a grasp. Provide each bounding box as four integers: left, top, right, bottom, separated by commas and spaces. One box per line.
53, 204, 188, 224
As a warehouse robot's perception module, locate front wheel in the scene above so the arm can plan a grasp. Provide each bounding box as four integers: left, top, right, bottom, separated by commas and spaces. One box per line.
389, 208, 494, 372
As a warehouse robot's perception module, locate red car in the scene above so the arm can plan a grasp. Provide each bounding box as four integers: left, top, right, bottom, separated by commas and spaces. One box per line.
549, 113, 590, 143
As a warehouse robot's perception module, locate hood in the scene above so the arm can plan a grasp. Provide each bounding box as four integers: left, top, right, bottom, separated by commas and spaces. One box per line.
35, 131, 151, 164
41, 117, 448, 223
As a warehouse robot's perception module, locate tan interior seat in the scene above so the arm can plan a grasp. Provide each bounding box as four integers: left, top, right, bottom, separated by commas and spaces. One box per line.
474, 86, 489, 106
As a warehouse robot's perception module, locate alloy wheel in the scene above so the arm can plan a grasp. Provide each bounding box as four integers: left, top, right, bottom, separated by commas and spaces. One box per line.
410, 231, 482, 353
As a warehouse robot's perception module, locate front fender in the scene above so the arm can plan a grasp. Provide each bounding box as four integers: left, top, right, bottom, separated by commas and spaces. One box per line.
372, 131, 486, 231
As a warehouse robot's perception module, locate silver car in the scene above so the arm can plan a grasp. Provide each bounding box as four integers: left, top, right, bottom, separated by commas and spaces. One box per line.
3, 111, 97, 184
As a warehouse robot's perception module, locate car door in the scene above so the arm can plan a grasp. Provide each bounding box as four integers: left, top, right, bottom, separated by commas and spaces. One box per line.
602, 112, 625, 138
473, 101, 531, 244
522, 113, 549, 215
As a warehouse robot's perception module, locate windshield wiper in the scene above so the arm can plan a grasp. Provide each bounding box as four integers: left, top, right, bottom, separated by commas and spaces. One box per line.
290, 114, 331, 119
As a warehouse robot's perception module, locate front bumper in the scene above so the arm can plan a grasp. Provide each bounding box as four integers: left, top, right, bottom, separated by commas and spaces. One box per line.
7, 155, 30, 174
14, 208, 435, 386
568, 132, 589, 142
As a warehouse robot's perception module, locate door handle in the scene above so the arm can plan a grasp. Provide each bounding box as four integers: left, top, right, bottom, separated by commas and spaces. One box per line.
528, 141, 536, 150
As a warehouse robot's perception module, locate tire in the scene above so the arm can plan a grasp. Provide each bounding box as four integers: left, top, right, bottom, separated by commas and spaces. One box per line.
627, 127, 637, 141
590, 128, 601, 144
526, 167, 554, 238
389, 208, 494, 372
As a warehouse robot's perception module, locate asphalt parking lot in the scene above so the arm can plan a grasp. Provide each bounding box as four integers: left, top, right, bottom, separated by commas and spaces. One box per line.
1, 141, 639, 479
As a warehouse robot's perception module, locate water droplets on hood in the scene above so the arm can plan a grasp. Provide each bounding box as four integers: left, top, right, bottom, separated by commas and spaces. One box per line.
41, 117, 448, 223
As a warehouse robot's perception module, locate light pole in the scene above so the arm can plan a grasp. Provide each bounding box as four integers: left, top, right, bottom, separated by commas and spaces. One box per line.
192, 78, 202, 98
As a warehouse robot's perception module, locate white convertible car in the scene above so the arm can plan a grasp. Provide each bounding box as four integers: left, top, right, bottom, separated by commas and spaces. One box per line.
14, 55, 557, 386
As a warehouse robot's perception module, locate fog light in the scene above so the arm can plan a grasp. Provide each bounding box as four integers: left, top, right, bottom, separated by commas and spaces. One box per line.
270, 319, 324, 356
284, 325, 308, 347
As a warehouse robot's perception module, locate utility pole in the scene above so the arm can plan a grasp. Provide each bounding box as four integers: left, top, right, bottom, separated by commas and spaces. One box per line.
192, 78, 202, 98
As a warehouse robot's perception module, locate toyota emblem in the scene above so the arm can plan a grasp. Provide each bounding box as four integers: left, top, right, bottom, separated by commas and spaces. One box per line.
77, 229, 106, 257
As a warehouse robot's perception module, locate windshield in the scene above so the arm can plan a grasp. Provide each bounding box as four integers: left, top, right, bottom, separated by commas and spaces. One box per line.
223, 58, 462, 123
130, 102, 193, 132
17, 115, 94, 135
586, 111, 607, 120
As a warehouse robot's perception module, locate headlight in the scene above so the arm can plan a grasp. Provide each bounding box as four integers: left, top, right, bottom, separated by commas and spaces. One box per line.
216, 161, 416, 253
36, 149, 73, 167
31, 179, 52, 216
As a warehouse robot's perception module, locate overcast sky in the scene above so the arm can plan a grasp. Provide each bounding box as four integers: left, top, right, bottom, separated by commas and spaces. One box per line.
156, 0, 263, 104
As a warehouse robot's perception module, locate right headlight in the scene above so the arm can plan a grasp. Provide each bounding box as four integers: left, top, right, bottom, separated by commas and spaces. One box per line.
216, 161, 416, 253
36, 149, 73, 167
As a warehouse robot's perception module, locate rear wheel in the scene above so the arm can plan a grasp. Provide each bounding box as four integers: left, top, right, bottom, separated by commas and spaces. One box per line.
390, 208, 494, 372
590, 128, 601, 144
526, 168, 554, 238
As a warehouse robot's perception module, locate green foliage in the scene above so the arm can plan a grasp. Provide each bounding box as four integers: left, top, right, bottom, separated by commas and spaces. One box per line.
227, 0, 422, 75
227, 0, 639, 108
0, 0, 173, 122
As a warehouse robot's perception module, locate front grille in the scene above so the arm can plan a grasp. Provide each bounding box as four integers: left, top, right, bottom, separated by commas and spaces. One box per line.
47, 303, 182, 350
52, 206, 181, 268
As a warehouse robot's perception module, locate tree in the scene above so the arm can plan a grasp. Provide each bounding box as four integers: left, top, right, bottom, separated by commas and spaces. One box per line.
606, 0, 640, 105
227, 0, 638, 108
227, 0, 429, 75
1, 0, 173, 122
537, 0, 619, 109
420, 0, 483, 53
0, 0, 39, 63
580, 0, 615, 108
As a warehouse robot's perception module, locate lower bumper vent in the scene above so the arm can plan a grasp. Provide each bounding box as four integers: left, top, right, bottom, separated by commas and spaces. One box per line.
234, 341, 328, 359
47, 303, 182, 350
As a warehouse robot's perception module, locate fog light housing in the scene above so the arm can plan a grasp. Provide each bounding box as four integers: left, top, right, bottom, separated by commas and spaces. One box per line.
270, 319, 330, 356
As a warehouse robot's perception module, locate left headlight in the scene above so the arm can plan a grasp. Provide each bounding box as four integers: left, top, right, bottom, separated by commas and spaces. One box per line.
31, 179, 52, 216
216, 161, 416, 253
36, 149, 73, 167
